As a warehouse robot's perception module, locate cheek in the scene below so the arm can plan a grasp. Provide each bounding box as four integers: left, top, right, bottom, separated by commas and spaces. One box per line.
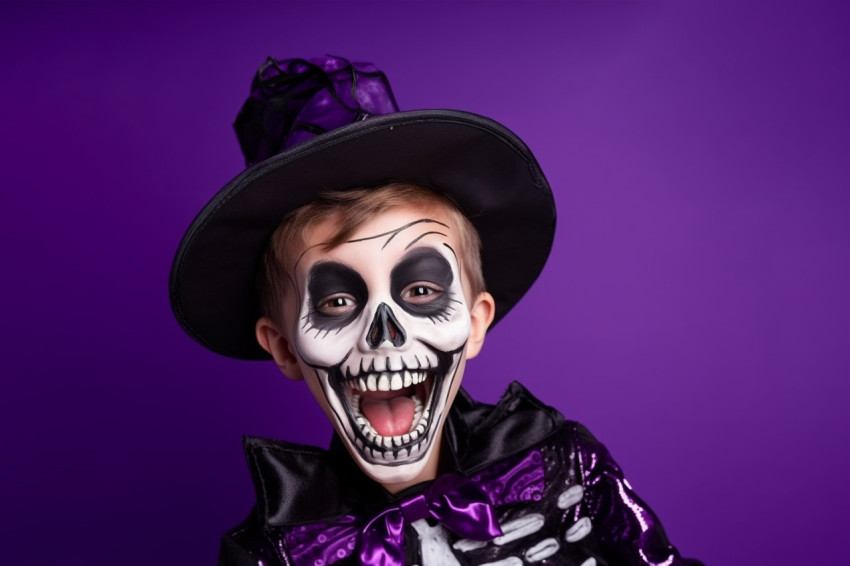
395, 289, 471, 352
447, 358, 468, 397
293, 295, 367, 368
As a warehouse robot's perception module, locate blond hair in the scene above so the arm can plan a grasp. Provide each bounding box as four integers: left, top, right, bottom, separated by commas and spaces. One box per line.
259, 182, 485, 324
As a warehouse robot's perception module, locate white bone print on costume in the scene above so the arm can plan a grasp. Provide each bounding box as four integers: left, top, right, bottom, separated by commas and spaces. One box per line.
479, 558, 522, 566
566, 517, 592, 543
557, 485, 584, 509
492, 514, 545, 545
524, 538, 560, 562
451, 483, 593, 563
410, 519, 462, 566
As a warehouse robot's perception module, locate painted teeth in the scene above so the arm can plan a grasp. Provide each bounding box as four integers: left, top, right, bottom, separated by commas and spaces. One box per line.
410, 397, 423, 433
390, 373, 402, 390
372, 441, 425, 462
355, 422, 429, 455
345, 370, 428, 392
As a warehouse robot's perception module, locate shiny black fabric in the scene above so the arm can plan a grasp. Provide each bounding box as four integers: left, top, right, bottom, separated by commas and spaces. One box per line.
219, 383, 704, 566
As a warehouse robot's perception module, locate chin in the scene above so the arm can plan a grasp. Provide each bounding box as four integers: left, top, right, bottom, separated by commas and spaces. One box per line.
355, 441, 436, 486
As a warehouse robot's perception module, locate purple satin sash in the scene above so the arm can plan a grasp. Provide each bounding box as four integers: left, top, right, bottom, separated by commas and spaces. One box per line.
284, 449, 545, 566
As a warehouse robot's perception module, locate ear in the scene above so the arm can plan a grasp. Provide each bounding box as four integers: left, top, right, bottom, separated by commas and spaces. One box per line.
255, 316, 304, 381
465, 291, 495, 360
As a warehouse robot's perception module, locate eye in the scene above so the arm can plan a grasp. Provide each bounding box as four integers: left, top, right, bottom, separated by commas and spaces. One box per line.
401, 282, 444, 305
316, 294, 357, 316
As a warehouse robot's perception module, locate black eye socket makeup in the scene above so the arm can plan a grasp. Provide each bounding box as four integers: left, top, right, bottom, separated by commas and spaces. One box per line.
307, 262, 368, 330
391, 248, 455, 319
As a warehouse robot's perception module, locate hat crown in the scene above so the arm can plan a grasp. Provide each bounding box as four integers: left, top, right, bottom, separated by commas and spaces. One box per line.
234, 55, 400, 166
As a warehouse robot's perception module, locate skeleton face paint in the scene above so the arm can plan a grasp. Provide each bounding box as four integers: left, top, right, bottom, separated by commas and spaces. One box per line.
289, 210, 472, 485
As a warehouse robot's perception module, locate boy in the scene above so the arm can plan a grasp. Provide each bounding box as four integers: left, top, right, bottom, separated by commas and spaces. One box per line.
170, 56, 702, 566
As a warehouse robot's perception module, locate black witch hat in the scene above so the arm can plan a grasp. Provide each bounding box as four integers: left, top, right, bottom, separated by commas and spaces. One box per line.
170, 55, 555, 359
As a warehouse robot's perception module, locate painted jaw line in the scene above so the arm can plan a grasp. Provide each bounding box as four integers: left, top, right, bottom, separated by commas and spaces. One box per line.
325, 345, 463, 466
292, 215, 472, 482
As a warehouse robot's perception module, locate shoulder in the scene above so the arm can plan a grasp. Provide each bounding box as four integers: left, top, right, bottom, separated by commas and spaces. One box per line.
449, 381, 569, 472
218, 509, 286, 566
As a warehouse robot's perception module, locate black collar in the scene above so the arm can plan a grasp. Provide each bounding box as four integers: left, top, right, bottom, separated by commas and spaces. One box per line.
242, 381, 564, 527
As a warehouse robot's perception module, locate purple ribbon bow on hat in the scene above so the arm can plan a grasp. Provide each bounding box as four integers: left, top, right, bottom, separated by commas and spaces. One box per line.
356, 474, 502, 566
234, 54, 400, 166
284, 449, 546, 566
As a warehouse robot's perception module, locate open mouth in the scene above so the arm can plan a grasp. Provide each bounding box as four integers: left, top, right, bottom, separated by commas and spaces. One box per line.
347, 370, 432, 446
328, 360, 450, 464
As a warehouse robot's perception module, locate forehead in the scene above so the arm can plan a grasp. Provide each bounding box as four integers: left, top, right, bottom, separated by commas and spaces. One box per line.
292, 205, 460, 274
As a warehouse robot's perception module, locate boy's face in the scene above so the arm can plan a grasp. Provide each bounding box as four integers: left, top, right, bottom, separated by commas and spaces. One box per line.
262, 204, 491, 489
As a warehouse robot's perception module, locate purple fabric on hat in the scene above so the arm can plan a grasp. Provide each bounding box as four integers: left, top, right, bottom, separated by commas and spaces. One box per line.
234, 55, 400, 165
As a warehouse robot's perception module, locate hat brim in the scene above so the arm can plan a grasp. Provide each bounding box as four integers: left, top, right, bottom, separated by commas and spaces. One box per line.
170, 110, 555, 359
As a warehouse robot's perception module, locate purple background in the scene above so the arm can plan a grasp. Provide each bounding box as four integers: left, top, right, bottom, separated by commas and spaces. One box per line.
2, 1, 848, 564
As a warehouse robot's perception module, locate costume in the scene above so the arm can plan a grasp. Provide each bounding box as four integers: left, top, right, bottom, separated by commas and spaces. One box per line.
169, 56, 704, 566
218, 383, 703, 566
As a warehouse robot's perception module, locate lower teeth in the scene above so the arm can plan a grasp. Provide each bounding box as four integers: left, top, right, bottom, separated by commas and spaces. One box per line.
349, 392, 429, 450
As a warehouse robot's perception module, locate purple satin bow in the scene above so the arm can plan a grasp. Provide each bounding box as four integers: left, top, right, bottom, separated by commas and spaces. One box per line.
284, 449, 545, 566
357, 474, 503, 566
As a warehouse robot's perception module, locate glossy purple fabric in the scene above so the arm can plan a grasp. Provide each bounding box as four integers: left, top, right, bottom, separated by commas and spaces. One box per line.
285, 467, 525, 566
284, 515, 360, 566
234, 55, 399, 166
358, 474, 503, 566
473, 447, 546, 505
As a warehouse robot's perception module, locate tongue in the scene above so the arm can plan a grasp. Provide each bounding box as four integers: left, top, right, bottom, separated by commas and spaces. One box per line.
360, 395, 415, 437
